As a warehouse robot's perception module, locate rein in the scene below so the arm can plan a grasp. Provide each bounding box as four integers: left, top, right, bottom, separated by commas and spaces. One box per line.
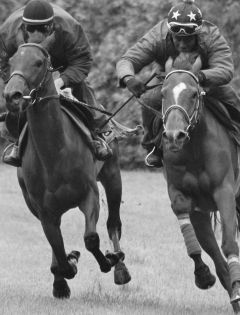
13, 44, 111, 115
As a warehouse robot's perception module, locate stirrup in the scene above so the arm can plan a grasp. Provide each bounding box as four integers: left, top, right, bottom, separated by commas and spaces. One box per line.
2, 143, 21, 167
94, 138, 113, 161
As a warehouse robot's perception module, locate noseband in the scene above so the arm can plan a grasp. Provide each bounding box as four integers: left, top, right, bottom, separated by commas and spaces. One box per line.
162, 70, 205, 133
8, 43, 51, 105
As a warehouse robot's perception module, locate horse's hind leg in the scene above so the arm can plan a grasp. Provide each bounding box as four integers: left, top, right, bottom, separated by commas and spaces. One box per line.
79, 185, 119, 273
98, 153, 131, 285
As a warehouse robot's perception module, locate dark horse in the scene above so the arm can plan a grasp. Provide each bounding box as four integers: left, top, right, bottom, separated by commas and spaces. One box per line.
3, 43, 131, 298
160, 53, 240, 313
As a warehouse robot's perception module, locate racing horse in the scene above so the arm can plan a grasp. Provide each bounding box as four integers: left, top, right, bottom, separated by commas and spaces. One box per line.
159, 53, 240, 312
3, 42, 131, 298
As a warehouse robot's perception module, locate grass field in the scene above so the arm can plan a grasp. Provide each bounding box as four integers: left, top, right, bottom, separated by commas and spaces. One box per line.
0, 164, 235, 314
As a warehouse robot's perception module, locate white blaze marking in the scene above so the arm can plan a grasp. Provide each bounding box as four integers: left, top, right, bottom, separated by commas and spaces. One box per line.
173, 82, 187, 104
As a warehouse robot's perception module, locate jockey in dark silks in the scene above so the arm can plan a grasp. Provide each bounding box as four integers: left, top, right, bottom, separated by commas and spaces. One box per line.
0, 0, 112, 167
116, 0, 240, 167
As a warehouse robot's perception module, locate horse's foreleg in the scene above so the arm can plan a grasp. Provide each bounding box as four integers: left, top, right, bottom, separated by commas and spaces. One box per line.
40, 216, 79, 281
168, 186, 214, 288
176, 213, 216, 289
190, 211, 230, 292
99, 159, 131, 285
214, 185, 240, 303
80, 186, 114, 273
51, 251, 70, 299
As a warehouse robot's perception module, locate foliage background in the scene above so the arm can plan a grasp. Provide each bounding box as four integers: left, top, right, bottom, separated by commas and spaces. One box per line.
0, 0, 239, 168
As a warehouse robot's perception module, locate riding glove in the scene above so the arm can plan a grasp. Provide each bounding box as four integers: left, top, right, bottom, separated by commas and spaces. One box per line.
124, 76, 146, 98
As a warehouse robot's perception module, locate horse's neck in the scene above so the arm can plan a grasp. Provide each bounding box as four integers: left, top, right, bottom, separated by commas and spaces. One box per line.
192, 106, 227, 150
27, 75, 65, 168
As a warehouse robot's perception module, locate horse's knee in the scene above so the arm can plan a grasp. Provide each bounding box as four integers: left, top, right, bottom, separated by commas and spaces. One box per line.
84, 232, 100, 253
171, 195, 193, 216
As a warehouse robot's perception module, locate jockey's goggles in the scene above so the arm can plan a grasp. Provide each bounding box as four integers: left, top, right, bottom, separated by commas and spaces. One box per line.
167, 23, 201, 36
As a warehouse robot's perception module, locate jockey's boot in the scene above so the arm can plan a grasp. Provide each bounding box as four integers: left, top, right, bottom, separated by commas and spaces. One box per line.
2, 143, 21, 167
93, 136, 113, 161
145, 146, 163, 168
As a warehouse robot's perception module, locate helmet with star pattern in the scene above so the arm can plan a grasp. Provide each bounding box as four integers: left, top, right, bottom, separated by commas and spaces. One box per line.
167, 0, 202, 36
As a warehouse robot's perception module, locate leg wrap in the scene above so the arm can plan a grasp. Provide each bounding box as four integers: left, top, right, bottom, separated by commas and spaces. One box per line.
178, 215, 201, 257
228, 255, 240, 285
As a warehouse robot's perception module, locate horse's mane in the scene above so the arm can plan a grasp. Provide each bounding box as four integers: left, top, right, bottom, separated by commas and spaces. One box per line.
172, 52, 199, 71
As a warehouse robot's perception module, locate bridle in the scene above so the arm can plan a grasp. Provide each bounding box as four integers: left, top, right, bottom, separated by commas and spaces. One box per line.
7, 43, 52, 105
162, 70, 206, 134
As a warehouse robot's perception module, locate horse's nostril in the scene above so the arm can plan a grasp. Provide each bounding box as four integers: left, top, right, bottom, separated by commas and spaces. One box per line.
176, 131, 188, 141
5, 91, 23, 104
162, 131, 167, 139
12, 92, 23, 100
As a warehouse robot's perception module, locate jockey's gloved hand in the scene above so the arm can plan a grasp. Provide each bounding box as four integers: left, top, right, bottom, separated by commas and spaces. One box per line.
124, 76, 146, 98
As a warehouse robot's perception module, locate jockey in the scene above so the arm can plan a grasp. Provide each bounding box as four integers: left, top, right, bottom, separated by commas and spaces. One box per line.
116, 0, 240, 167
0, 0, 112, 167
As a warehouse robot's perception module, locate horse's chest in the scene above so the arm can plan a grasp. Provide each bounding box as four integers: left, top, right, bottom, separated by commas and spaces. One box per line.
181, 171, 211, 194
24, 168, 91, 213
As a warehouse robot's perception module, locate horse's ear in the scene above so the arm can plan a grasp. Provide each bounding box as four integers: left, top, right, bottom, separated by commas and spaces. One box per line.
192, 56, 202, 74
165, 57, 174, 73
41, 31, 56, 52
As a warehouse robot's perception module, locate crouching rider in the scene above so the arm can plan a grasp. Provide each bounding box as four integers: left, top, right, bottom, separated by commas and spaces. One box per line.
116, 0, 240, 168
0, 0, 112, 167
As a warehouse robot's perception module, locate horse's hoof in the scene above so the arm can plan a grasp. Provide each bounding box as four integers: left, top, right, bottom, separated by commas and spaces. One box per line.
114, 260, 131, 285
100, 260, 112, 273
68, 250, 80, 264
105, 250, 125, 266
63, 250, 80, 279
53, 279, 71, 299
194, 264, 216, 289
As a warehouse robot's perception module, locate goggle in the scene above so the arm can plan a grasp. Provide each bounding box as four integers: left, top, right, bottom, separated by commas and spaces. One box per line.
168, 23, 200, 36
25, 24, 51, 34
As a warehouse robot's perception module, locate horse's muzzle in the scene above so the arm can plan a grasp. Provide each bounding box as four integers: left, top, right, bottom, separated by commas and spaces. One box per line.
4, 91, 24, 113
162, 129, 189, 151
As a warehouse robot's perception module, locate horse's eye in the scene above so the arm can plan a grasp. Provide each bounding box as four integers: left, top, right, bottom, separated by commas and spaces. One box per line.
192, 91, 198, 98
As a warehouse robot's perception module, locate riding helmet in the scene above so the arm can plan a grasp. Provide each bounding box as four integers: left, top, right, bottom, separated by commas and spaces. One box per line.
22, 0, 54, 25
167, 0, 203, 36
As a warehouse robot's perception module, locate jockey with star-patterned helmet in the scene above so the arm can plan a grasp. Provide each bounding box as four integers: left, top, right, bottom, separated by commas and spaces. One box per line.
116, 0, 240, 168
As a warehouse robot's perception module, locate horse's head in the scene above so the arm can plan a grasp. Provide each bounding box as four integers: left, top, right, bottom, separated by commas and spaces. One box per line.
4, 36, 54, 113
161, 53, 205, 152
